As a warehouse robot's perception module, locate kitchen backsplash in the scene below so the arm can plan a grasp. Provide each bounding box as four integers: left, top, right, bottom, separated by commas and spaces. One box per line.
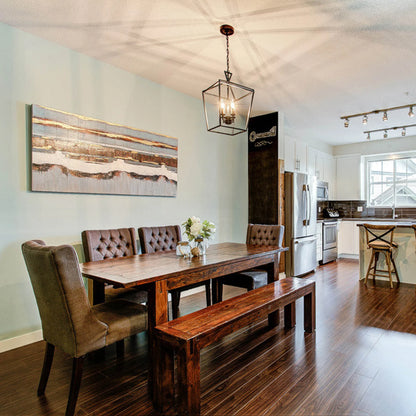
317, 200, 416, 219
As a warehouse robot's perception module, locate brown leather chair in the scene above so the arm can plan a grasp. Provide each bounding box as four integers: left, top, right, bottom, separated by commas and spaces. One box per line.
22, 240, 147, 416
138, 225, 211, 319
216, 224, 285, 302
363, 223, 400, 288
81, 228, 148, 304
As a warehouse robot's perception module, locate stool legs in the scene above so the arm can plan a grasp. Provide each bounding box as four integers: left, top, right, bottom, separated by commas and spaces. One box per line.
365, 248, 399, 287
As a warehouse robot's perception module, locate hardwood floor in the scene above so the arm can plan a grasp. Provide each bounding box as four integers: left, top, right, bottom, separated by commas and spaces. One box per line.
1, 259, 416, 415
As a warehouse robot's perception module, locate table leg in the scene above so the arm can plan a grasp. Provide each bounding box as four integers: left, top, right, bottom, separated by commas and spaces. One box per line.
148, 280, 169, 400
267, 254, 280, 326
304, 287, 316, 333
90, 280, 105, 305
266, 253, 280, 283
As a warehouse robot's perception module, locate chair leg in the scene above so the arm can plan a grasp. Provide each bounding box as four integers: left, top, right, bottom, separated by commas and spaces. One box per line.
391, 256, 400, 283
373, 252, 380, 280
171, 290, 180, 320
365, 250, 375, 285
65, 356, 85, 416
205, 280, 211, 307
385, 253, 393, 289
37, 342, 55, 396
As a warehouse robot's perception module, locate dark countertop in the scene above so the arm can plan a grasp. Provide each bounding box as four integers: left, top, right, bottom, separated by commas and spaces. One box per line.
318, 217, 416, 223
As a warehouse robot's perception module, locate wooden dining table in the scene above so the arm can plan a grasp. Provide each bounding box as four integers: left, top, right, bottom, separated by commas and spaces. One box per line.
81, 242, 287, 396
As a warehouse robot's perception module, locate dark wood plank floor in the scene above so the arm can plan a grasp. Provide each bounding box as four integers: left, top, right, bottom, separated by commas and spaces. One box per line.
2, 259, 416, 416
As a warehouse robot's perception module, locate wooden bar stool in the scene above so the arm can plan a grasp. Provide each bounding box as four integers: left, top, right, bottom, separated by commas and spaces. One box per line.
363, 224, 399, 288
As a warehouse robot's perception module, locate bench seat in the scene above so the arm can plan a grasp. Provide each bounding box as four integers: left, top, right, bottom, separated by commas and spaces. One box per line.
153, 277, 315, 415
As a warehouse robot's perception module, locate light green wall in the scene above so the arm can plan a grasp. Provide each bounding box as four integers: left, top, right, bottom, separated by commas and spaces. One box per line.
0, 23, 248, 341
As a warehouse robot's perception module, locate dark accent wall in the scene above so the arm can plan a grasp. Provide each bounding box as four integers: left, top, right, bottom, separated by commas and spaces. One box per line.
248, 112, 279, 224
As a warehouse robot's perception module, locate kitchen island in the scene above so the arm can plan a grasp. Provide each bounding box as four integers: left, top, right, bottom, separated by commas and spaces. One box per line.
358, 222, 416, 285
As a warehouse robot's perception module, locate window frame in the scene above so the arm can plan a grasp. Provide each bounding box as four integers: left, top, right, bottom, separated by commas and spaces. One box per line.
364, 152, 416, 208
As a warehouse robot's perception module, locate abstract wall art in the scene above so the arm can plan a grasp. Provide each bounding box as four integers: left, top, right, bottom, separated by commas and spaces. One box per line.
31, 104, 178, 196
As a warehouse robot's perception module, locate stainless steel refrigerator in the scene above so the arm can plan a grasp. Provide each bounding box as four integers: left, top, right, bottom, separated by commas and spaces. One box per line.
284, 172, 317, 277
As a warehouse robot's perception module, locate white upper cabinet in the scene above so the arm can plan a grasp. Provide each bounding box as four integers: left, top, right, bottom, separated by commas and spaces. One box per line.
284, 138, 336, 195
284, 137, 307, 173
336, 155, 361, 200
307, 146, 317, 177
284, 136, 296, 172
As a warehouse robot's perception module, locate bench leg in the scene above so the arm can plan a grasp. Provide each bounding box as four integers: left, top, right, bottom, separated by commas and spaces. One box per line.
304, 289, 316, 333
153, 337, 174, 412
177, 341, 201, 416
268, 309, 280, 328
284, 301, 296, 329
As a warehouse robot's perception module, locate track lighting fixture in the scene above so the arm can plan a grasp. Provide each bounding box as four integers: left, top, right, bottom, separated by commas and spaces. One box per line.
364, 123, 416, 140
341, 103, 416, 127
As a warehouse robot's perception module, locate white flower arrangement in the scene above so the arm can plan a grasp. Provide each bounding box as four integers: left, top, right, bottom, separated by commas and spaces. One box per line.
182, 216, 216, 242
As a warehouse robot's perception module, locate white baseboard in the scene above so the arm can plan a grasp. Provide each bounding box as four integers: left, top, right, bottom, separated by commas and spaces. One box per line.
0, 329, 43, 354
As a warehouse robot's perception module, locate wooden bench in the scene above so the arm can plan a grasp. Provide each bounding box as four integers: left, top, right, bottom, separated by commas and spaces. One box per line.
153, 277, 316, 415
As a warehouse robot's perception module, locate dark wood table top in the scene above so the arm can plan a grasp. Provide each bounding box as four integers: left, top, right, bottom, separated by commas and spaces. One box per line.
81, 242, 287, 288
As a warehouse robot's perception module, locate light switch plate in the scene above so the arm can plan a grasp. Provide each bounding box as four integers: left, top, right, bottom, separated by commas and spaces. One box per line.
357, 206, 363, 212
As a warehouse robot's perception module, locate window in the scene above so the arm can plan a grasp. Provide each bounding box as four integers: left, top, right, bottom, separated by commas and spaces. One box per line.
366, 154, 416, 207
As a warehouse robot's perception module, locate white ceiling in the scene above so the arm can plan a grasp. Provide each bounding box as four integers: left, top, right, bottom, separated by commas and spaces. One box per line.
1, 0, 416, 146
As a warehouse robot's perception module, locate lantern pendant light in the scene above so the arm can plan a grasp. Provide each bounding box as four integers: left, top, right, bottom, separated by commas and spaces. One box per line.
202, 25, 255, 136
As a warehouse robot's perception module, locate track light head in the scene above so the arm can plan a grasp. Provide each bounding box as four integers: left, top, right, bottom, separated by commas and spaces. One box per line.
383, 111, 388, 121
344, 118, 349, 128
409, 106, 414, 117
362, 115, 368, 124
383, 130, 388, 138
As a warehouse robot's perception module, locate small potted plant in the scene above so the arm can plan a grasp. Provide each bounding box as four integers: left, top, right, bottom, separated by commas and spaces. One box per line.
182, 216, 216, 256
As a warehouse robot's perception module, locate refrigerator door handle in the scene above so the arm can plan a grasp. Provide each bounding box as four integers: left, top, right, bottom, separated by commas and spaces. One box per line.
307, 185, 312, 226
302, 184, 308, 226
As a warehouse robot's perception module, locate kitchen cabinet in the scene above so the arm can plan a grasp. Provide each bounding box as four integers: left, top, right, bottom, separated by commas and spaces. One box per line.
338, 220, 362, 257
284, 137, 307, 173
307, 147, 317, 177
336, 155, 361, 199
317, 222, 323, 262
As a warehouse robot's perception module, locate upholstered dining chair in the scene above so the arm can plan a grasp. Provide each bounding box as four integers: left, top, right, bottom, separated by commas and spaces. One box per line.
215, 224, 285, 302
138, 225, 211, 319
81, 228, 148, 305
21, 240, 147, 416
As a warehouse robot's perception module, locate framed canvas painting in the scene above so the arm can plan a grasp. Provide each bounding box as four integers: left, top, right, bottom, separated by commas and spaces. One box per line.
31, 105, 178, 196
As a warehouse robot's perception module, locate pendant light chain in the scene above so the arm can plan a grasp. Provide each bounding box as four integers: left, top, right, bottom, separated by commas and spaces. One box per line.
226, 34, 230, 74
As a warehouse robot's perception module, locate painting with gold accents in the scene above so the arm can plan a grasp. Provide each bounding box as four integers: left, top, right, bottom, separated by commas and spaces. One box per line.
31, 105, 178, 196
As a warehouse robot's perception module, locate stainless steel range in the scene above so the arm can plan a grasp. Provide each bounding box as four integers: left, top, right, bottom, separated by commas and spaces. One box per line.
321, 219, 338, 264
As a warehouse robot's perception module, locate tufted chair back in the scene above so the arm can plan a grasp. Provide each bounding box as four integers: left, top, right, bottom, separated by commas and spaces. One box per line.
138, 225, 181, 254
246, 224, 285, 247
81, 228, 138, 262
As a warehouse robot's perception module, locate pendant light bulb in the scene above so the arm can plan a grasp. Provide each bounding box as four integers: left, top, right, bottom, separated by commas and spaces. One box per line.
344, 118, 349, 128
367, 133, 371, 140
402, 127, 406, 136
383, 130, 388, 139
409, 106, 414, 117
383, 111, 388, 121
362, 115, 368, 124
